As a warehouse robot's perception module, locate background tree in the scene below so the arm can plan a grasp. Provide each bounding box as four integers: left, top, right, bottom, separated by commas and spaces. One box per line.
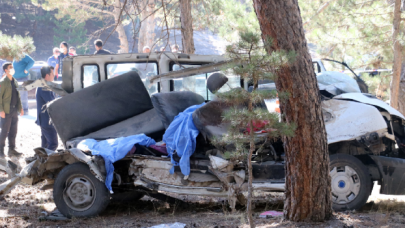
253, 0, 332, 221
53, 15, 88, 54
0, 33, 36, 61
34, 0, 130, 53
153, 0, 223, 53
138, 0, 156, 52
215, 0, 259, 43
299, 0, 405, 115
216, 31, 295, 227
299, 0, 393, 69
180, 0, 195, 54
392, 0, 403, 111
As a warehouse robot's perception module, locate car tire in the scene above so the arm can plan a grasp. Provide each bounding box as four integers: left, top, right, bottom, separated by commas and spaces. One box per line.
330, 154, 371, 211
53, 162, 110, 218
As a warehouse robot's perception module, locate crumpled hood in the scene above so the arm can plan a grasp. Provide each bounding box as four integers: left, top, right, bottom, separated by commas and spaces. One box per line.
334, 93, 405, 119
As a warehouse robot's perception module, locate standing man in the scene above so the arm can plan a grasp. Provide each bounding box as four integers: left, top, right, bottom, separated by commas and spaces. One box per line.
36, 66, 58, 151
94, 39, 113, 55
0, 63, 24, 157
12, 54, 34, 115
47, 48, 60, 69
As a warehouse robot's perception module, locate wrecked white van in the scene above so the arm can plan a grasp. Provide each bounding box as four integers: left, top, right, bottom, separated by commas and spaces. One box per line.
1, 53, 403, 218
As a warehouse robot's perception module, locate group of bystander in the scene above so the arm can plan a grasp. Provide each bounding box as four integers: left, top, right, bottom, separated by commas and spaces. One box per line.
0, 38, 167, 158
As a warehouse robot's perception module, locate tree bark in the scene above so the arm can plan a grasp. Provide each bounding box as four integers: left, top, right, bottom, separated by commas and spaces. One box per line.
252, 0, 332, 222
179, 0, 195, 54
138, 0, 156, 52
113, 0, 129, 53
398, 63, 405, 115
391, 0, 402, 109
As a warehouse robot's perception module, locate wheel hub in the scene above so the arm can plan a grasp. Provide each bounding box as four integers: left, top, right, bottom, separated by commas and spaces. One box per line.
64, 175, 96, 211
338, 180, 346, 188
330, 165, 361, 204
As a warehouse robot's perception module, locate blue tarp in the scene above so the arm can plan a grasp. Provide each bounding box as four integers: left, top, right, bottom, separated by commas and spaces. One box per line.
163, 103, 205, 176
77, 134, 156, 191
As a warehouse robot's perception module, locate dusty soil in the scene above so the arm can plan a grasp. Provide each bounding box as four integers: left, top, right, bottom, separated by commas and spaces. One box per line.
1, 109, 405, 227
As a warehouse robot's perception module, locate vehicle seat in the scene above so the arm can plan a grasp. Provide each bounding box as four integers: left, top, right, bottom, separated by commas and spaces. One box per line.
48, 71, 154, 146
151, 91, 205, 129
192, 100, 231, 140
207, 72, 228, 93
192, 73, 232, 139
66, 108, 166, 148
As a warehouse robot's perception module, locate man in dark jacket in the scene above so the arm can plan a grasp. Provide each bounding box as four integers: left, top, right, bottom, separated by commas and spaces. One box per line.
0, 63, 24, 157
36, 66, 58, 151
94, 39, 113, 55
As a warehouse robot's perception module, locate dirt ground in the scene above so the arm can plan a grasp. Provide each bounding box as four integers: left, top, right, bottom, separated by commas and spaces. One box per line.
1, 109, 405, 227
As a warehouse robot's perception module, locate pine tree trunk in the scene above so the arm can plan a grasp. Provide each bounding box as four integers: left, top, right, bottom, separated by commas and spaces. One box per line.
398, 62, 405, 115
113, 0, 129, 53
138, 0, 156, 52
391, 0, 402, 110
252, 0, 332, 222
180, 0, 195, 54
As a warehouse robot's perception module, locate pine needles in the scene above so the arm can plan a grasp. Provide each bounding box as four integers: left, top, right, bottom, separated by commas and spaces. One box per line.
0, 32, 35, 61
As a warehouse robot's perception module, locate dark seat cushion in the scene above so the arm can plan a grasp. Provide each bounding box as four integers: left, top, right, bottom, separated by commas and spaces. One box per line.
66, 108, 165, 148
48, 71, 153, 145
151, 91, 205, 129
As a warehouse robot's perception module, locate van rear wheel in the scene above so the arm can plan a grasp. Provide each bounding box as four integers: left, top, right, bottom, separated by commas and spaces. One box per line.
53, 162, 110, 218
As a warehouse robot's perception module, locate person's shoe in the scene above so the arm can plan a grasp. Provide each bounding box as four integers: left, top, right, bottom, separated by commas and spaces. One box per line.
23, 110, 29, 116
0, 148, 4, 158
8, 148, 23, 157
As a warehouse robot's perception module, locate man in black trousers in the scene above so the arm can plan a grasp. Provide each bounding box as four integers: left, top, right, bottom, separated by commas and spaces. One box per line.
0, 63, 24, 157
36, 66, 58, 151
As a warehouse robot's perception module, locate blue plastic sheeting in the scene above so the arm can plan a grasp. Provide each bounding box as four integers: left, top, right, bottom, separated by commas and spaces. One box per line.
163, 103, 205, 176
77, 134, 156, 191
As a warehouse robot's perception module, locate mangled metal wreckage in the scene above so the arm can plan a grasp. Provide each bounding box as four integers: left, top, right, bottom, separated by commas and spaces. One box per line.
2, 62, 405, 218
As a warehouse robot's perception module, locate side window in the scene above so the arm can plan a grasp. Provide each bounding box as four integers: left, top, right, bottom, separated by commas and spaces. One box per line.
172, 64, 208, 99
82, 65, 100, 88
106, 62, 158, 95
172, 64, 240, 101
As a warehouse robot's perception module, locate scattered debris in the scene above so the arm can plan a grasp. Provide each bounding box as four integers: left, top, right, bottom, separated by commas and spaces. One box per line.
149, 222, 186, 228
38, 209, 69, 221
259, 210, 283, 218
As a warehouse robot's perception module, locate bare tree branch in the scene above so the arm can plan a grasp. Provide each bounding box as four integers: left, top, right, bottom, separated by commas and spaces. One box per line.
303, 0, 336, 27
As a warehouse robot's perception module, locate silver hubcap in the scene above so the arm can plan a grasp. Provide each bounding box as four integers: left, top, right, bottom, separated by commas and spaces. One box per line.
63, 175, 96, 211
330, 165, 361, 204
